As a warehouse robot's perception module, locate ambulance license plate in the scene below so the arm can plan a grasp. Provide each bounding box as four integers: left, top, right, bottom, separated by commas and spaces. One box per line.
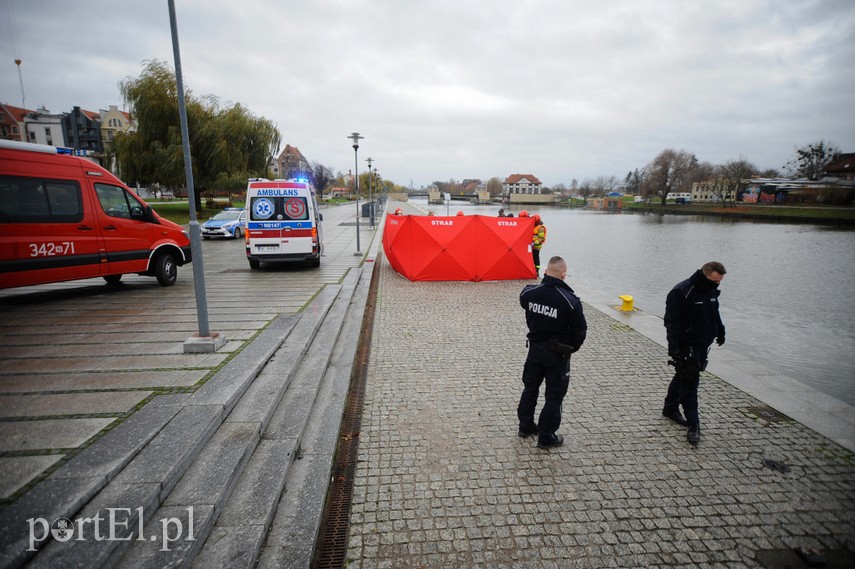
256, 245, 279, 252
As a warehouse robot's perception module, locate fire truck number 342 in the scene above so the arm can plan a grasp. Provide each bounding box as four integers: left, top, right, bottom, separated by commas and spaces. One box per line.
29, 242, 76, 257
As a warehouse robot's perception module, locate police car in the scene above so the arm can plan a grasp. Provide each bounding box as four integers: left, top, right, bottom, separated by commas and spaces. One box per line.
201, 207, 246, 239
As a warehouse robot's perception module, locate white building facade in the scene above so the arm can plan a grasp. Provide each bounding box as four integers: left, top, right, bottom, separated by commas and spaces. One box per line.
24, 107, 66, 147
503, 174, 543, 195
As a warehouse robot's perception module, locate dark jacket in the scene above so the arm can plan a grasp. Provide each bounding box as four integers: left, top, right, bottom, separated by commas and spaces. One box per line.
520, 275, 587, 349
664, 269, 725, 356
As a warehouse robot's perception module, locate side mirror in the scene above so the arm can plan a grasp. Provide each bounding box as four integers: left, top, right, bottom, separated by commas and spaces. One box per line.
142, 205, 158, 223
319, 213, 323, 221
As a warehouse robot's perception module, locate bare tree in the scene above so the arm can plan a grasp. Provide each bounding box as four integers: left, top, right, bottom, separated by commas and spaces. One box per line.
486, 177, 503, 196
783, 140, 841, 180
694, 161, 716, 186
578, 180, 594, 205
641, 149, 698, 205
432, 179, 462, 195
600, 175, 619, 195
717, 157, 758, 206
309, 161, 335, 192
691, 158, 758, 206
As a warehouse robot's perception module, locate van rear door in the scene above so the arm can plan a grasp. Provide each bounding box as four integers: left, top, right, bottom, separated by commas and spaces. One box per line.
277, 194, 313, 256
248, 191, 313, 257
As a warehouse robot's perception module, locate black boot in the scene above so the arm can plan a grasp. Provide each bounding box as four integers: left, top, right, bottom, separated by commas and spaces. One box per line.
537, 433, 564, 449
687, 425, 700, 445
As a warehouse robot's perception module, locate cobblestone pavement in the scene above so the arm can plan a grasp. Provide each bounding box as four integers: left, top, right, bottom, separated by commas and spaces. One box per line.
345, 251, 855, 567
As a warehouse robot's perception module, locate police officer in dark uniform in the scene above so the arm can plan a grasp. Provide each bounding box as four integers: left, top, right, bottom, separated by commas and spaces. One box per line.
662, 261, 727, 445
518, 256, 587, 449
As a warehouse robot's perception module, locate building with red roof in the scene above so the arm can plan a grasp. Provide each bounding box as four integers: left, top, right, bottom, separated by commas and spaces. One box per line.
0, 103, 34, 142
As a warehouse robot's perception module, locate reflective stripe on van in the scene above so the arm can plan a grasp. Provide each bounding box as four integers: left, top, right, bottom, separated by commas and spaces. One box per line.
0, 252, 104, 273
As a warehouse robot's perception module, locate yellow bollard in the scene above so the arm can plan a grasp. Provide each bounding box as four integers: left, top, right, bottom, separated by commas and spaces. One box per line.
618, 295, 634, 312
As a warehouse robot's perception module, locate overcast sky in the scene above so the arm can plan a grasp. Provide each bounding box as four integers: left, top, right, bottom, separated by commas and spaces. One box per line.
2, 0, 853, 188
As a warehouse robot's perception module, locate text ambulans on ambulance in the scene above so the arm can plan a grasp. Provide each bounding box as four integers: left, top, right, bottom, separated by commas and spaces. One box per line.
245, 179, 323, 269
0, 139, 192, 290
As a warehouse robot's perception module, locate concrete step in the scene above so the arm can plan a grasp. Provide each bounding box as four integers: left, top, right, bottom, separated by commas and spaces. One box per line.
26, 403, 225, 568
0, 307, 296, 569
9, 287, 339, 569
188, 266, 368, 568
256, 265, 370, 568
114, 268, 365, 568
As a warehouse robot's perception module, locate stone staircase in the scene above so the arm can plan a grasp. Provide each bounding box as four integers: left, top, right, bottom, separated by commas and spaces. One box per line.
1, 265, 371, 569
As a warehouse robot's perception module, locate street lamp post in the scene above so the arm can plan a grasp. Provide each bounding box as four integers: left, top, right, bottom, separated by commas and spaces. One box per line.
372, 170, 379, 227
168, 0, 224, 353
365, 157, 374, 228
348, 132, 363, 254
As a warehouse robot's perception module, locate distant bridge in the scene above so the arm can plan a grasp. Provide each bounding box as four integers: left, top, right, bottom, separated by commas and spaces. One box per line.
407, 191, 500, 204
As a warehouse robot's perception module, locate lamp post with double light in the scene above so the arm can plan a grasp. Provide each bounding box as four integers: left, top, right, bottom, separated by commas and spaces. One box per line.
348, 133, 363, 254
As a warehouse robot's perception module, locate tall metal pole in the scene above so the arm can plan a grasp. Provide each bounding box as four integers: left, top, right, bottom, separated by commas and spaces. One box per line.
168, 0, 216, 344
349, 132, 363, 254
14, 59, 25, 109
366, 157, 374, 228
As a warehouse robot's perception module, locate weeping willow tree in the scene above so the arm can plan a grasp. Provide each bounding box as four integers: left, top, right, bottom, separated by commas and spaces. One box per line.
115, 59, 281, 209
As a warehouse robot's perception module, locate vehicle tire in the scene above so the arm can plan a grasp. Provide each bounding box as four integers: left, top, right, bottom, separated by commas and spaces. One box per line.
233, 227, 242, 239
104, 274, 123, 285
154, 254, 178, 286
249, 259, 260, 270
309, 257, 321, 268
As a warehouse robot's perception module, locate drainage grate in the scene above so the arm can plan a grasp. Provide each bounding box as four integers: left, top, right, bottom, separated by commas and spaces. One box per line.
313, 260, 380, 569
756, 545, 855, 568
742, 405, 792, 425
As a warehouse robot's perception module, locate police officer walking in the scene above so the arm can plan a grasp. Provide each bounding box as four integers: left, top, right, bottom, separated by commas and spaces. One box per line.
662, 261, 727, 445
518, 256, 587, 449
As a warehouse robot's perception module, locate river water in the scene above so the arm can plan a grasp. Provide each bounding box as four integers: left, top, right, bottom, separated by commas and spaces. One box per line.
410, 198, 855, 406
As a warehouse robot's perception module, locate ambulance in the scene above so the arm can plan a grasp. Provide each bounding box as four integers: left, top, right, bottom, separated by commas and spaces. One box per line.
0, 139, 191, 289
245, 178, 323, 269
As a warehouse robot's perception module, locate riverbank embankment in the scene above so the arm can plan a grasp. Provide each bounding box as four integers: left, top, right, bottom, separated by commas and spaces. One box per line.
624, 203, 855, 226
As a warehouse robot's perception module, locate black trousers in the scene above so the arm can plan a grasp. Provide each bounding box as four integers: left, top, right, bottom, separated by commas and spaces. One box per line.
533, 248, 541, 272
517, 341, 571, 436
663, 347, 708, 426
